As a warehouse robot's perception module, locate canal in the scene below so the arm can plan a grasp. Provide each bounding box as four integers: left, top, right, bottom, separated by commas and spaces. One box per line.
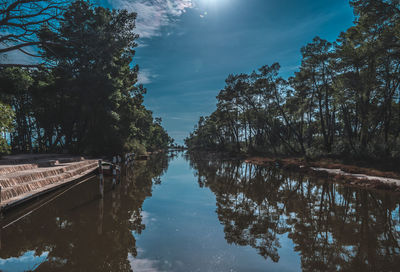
0, 152, 399, 271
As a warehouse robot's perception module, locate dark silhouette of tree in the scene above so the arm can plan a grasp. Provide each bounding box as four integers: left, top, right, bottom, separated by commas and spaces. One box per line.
0, 1, 173, 155
0, 0, 68, 66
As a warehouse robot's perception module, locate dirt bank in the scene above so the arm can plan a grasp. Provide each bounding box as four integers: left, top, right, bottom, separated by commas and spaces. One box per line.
245, 157, 400, 192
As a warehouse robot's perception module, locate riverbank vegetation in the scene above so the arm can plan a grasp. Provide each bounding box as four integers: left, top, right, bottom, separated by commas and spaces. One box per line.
185, 0, 400, 161
0, 0, 173, 156
0, 101, 14, 153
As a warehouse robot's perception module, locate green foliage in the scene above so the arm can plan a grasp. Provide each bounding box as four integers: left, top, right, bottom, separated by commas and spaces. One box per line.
0, 67, 35, 152
0, 1, 172, 155
0, 101, 14, 154
147, 118, 174, 151
186, 0, 400, 160
0, 102, 14, 131
124, 139, 147, 156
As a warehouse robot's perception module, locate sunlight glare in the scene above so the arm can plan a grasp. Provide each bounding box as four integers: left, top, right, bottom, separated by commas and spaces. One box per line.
199, 0, 229, 7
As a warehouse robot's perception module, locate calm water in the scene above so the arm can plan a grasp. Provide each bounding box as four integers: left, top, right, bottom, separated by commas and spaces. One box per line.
0, 152, 400, 271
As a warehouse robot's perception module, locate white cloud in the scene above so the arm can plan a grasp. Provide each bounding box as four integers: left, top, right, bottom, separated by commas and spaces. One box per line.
110, 0, 195, 39
137, 68, 157, 84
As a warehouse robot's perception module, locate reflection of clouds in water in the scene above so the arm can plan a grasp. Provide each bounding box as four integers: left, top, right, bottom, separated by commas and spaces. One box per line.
131, 211, 157, 235
128, 250, 185, 272
0, 251, 49, 272
141, 211, 157, 224
129, 211, 156, 227
141, 210, 150, 224
128, 253, 163, 272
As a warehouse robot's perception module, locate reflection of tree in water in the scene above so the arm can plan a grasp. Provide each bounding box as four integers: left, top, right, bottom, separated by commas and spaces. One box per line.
187, 152, 400, 271
0, 153, 171, 271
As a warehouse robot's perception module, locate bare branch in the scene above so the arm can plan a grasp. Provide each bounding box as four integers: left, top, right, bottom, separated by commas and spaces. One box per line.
17, 46, 41, 57
0, 41, 41, 53
0, 63, 42, 67
0, 0, 68, 63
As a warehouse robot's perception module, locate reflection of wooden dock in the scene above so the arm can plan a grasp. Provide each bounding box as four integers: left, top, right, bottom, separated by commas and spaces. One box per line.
101, 162, 120, 176
0, 155, 98, 211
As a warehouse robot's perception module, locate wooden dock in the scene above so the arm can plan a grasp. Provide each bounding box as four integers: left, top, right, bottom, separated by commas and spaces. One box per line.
0, 155, 99, 211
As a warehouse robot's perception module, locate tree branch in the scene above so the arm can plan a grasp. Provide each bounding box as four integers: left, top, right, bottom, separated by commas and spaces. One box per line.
0, 63, 42, 67
0, 41, 41, 53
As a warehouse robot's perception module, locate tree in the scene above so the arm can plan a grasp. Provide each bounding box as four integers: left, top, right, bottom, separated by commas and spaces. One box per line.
0, 100, 14, 154
334, 0, 400, 155
293, 37, 336, 153
0, 67, 34, 152
0, 0, 68, 66
37, 0, 140, 154
1, 1, 173, 155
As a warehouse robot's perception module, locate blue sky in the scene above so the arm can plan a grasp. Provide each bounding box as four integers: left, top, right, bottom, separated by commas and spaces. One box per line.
102, 0, 355, 143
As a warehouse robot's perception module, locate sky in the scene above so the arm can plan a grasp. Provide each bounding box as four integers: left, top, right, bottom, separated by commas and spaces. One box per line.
6, 0, 356, 144
101, 0, 356, 144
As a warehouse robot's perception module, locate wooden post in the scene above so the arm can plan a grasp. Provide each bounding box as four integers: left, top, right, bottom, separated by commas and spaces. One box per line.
111, 162, 116, 189
97, 159, 104, 234
98, 160, 103, 174
98, 160, 104, 198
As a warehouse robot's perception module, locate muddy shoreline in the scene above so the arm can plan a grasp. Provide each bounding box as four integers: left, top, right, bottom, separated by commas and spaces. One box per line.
245, 156, 400, 192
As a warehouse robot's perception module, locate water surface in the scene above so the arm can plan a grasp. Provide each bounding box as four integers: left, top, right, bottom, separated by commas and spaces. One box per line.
0, 152, 399, 271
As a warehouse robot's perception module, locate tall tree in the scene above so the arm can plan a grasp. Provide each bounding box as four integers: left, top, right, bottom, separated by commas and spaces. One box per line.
293, 37, 336, 152
38, 0, 140, 154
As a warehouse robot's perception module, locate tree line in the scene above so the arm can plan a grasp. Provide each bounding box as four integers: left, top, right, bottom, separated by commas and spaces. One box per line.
0, 1, 173, 155
186, 0, 400, 160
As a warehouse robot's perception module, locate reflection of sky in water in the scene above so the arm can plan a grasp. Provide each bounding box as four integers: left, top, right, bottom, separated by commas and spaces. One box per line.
130, 155, 301, 272
1, 153, 398, 271
128, 252, 162, 272
0, 251, 48, 272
